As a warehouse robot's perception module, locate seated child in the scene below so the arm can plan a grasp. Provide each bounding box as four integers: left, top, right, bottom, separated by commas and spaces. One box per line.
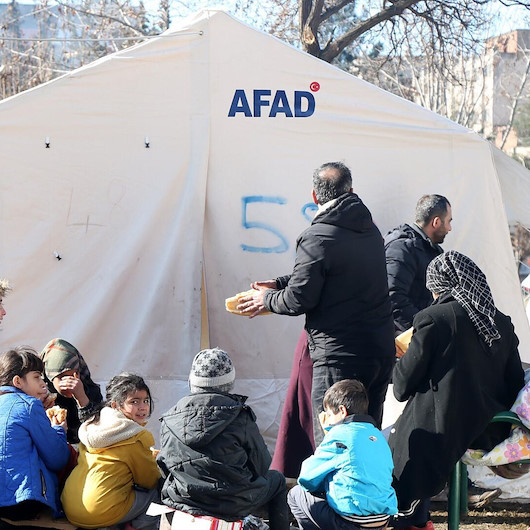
0, 347, 70, 520
288, 379, 397, 530
157, 347, 289, 530
61, 373, 160, 530
40, 338, 103, 443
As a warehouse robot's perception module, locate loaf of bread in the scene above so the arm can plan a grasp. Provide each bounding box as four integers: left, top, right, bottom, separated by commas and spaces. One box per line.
395, 327, 413, 358
46, 405, 67, 424
225, 289, 271, 316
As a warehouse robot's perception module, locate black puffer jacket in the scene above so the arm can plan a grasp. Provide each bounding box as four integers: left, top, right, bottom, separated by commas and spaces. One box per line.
384, 223, 443, 332
264, 192, 394, 366
157, 391, 274, 519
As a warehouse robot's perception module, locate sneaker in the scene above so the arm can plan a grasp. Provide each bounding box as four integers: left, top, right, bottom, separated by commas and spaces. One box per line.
430, 485, 448, 502
467, 483, 502, 508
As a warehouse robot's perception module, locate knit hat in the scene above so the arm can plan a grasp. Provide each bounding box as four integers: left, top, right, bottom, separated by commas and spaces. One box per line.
189, 348, 235, 393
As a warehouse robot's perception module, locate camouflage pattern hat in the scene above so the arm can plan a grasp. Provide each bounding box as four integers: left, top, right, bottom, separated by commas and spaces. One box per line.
40, 338, 88, 382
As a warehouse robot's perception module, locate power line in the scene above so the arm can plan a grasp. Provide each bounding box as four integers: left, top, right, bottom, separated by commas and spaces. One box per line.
0, 30, 203, 43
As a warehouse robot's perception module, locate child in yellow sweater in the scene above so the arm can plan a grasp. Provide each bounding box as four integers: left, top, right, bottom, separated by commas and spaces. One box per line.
61, 373, 160, 529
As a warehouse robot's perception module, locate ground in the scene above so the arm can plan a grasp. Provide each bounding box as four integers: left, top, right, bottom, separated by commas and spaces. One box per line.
430, 501, 530, 529
286, 502, 530, 529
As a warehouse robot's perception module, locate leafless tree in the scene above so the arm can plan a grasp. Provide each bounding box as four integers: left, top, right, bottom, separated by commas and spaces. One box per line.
492, 35, 530, 150
297, 1, 530, 64
0, 0, 167, 99
344, 14, 494, 134
511, 222, 530, 270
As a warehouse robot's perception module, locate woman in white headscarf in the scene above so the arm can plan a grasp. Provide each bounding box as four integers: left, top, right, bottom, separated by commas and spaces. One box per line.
388, 251, 525, 529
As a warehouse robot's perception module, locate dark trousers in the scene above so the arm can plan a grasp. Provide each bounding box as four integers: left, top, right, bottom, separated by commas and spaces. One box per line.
259, 470, 290, 530
311, 357, 394, 445
390, 498, 430, 528
288, 485, 388, 530
0, 500, 47, 521
116, 486, 159, 530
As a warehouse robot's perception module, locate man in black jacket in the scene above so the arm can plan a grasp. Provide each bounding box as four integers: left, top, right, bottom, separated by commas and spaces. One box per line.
239, 162, 395, 444
384, 194, 451, 333
385, 200, 503, 509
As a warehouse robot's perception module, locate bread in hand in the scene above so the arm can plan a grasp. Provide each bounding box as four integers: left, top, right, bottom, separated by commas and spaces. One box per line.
225, 289, 271, 316
46, 405, 67, 424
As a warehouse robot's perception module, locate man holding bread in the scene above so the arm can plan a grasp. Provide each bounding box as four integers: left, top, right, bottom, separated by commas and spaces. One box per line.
238, 161, 395, 444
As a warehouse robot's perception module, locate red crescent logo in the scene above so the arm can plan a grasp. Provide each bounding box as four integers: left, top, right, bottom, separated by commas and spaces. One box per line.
310, 82, 320, 92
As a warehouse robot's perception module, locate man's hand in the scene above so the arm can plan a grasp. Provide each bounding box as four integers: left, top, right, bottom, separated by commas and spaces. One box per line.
56, 373, 89, 407
250, 279, 277, 290
237, 282, 274, 319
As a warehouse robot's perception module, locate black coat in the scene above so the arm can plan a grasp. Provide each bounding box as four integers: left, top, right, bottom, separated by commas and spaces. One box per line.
384, 223, 443, 332
388, 294, 525, 509
157, 391, 275, 519
264, 192, 395, 366
47, 380, 103, 444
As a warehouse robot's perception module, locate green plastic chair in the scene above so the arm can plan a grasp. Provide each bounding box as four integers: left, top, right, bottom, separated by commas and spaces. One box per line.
447, 411, 530, 530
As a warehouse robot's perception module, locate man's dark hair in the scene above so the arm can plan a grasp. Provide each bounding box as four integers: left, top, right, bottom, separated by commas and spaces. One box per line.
0, 346, 44, 386
415, 194, 450, 226
312, 161, 352, 204
323, 379, 368, 416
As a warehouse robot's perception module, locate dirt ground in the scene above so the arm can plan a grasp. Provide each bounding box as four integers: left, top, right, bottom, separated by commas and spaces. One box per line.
430, 501, 530, 529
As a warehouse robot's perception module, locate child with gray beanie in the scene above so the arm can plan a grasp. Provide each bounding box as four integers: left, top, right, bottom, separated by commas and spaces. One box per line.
157, 347, 289, 529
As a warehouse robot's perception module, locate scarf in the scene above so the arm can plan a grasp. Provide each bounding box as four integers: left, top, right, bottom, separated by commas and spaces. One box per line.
79, 406, 144, 449
426, 250, 500, 347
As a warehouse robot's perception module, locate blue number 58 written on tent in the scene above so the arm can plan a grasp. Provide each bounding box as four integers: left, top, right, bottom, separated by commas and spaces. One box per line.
241, 196, 317, 253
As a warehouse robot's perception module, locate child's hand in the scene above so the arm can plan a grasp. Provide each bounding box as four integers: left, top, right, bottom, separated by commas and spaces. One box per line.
51, 415, 68, 431
47, 406, 68, 431
56, 373, 89, 407
318, 410, 329, 431
41, 392, 57, 410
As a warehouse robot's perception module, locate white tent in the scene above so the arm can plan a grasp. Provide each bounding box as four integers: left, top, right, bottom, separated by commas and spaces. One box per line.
1, 10, 530, 475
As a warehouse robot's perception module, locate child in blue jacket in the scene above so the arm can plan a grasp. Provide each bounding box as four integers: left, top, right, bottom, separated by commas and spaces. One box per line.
288, 379, 397, 530
0, 347, 70, 520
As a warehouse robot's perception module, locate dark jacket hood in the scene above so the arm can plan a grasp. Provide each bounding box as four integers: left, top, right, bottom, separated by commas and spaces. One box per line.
384, 223, 418, 245
385, 223, 442, 253
159, 391, 250, 449
313, 193, 373, 233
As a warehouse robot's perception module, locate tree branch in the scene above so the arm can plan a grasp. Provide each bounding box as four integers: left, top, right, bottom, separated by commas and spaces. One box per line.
500, 49, 530, 150
300, 0, 326, 56
54, 0, 148, 36
320, 0, 355, 24
320, 0, 422, 62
